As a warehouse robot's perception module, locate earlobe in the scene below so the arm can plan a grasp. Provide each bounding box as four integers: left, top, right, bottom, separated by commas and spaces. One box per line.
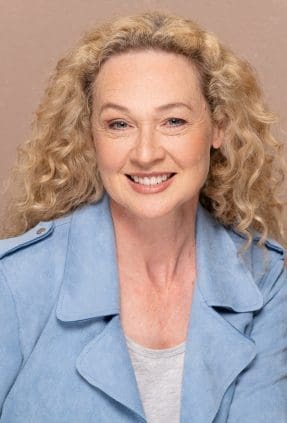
211, 125, 225, 149
91, 132, 96, 147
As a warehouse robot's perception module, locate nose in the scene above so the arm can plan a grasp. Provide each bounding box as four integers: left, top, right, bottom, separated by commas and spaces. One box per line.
130, 124, 165, 167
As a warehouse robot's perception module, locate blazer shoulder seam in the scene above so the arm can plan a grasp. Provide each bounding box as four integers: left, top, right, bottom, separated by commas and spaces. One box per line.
0, 263, 24, 359
0, 215, 72, 260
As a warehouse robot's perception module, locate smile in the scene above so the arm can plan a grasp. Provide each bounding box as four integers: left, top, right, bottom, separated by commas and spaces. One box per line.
126, 173, 175, 186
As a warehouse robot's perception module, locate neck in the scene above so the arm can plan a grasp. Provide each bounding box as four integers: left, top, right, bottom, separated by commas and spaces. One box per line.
110, 197, 198, 290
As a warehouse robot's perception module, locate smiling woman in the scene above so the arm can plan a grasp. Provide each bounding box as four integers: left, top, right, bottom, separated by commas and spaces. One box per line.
0, 10, 286, 423
91, 49, 223, 219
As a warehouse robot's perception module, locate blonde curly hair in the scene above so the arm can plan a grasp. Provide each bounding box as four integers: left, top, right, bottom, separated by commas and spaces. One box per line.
1, 10, 286, 252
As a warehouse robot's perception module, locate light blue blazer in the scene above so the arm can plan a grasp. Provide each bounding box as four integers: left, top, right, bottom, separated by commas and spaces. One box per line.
0, 193, 286, 422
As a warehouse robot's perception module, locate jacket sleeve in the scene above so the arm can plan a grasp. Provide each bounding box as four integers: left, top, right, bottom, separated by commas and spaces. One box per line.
0, 265, 23, 414
227, 258, 287, 422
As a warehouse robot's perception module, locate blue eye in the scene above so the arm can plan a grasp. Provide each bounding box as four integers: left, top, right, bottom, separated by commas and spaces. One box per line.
107, 118, 186, 130
166, 118, 186, 126
108, 120, 128, 130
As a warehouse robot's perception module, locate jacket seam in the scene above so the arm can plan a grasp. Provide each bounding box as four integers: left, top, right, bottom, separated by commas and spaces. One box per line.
0, 218, 71, 261
230, 227, 286, 256
255, 258, 285, 306
52, 218, 72, 229
56, 212, 74, 318
18, 225, 72, 375
0, 262, 24, 361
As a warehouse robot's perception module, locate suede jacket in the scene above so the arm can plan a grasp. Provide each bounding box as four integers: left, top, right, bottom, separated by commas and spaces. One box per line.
0, 193, 286, 422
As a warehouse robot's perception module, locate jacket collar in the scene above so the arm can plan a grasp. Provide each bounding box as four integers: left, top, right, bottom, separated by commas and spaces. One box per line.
195, 203, 263, 311
56, 193, 264, 422
56, 192, 263, 322
56, 194, 120, 322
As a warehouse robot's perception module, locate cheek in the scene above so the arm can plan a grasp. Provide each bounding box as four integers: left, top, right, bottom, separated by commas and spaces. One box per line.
176, 135, 211, 169
94, 141, 125, 173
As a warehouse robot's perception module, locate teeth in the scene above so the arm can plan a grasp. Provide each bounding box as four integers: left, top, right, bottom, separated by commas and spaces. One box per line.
130, 174, 171, 185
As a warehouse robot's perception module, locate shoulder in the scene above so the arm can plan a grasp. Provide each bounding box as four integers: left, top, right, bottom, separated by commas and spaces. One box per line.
0, 214, 75, 357
0, 214, 72, 306
228, 225, 286, 263
201, 204, 286, 268
227, 226, 286, 299
0, 198, 108, 292
200, 206, 286, 305
0, 215, 72, 261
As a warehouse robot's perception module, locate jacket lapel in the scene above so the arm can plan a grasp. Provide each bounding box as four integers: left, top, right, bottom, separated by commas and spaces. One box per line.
56, 194, 120, 322
56, 194, 146, 420
76, 315, 146, 420
56, 193, 264, 423
180, 205, 263, 423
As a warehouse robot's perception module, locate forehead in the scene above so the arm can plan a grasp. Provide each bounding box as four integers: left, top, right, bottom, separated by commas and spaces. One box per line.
92, 49, 203, 106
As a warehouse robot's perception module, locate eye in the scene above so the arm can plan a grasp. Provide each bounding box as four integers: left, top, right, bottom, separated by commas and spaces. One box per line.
108, 120, 129, 130
165, 118, 187, 127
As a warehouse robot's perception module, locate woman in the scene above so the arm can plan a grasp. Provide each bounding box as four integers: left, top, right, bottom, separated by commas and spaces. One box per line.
0, 11, 286, 423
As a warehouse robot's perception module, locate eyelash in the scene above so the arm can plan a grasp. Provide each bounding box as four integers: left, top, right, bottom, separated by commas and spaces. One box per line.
107, 118, 187, 130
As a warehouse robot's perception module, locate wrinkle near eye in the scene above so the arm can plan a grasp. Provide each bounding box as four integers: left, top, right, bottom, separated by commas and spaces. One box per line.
93, 114, 195, 139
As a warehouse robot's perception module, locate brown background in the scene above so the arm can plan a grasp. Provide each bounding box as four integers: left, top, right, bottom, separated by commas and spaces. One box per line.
0, 0, 286, 205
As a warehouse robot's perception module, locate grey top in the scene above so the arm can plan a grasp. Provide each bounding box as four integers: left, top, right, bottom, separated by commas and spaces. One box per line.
126, 336, 186, 423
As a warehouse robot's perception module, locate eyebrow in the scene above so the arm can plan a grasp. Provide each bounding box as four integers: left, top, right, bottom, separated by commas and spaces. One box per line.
99, 102, 192, 114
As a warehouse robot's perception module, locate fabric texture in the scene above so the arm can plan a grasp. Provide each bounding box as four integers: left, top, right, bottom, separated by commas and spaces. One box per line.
0, 192, 286, 422
126, 336, 185, 423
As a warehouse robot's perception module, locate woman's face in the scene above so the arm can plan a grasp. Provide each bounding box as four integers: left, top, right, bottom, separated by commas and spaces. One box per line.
91, 49, 224, 219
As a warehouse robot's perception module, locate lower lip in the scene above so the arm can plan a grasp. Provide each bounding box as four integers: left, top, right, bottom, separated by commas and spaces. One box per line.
126, 175, 175, 194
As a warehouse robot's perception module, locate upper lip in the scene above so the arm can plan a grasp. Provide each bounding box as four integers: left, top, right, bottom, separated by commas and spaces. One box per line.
126, 172, 176, 177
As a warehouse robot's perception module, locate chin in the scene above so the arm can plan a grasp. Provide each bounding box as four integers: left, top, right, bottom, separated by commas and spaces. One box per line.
110, 193, 171, 218
132, 207, 173, 220
125, 196, 187, 221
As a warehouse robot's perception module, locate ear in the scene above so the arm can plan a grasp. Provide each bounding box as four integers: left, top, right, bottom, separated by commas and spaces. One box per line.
211, 123, 225, 149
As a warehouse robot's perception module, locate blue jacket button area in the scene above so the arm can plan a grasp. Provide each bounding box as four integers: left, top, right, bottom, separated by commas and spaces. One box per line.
36, 227, 46, 235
